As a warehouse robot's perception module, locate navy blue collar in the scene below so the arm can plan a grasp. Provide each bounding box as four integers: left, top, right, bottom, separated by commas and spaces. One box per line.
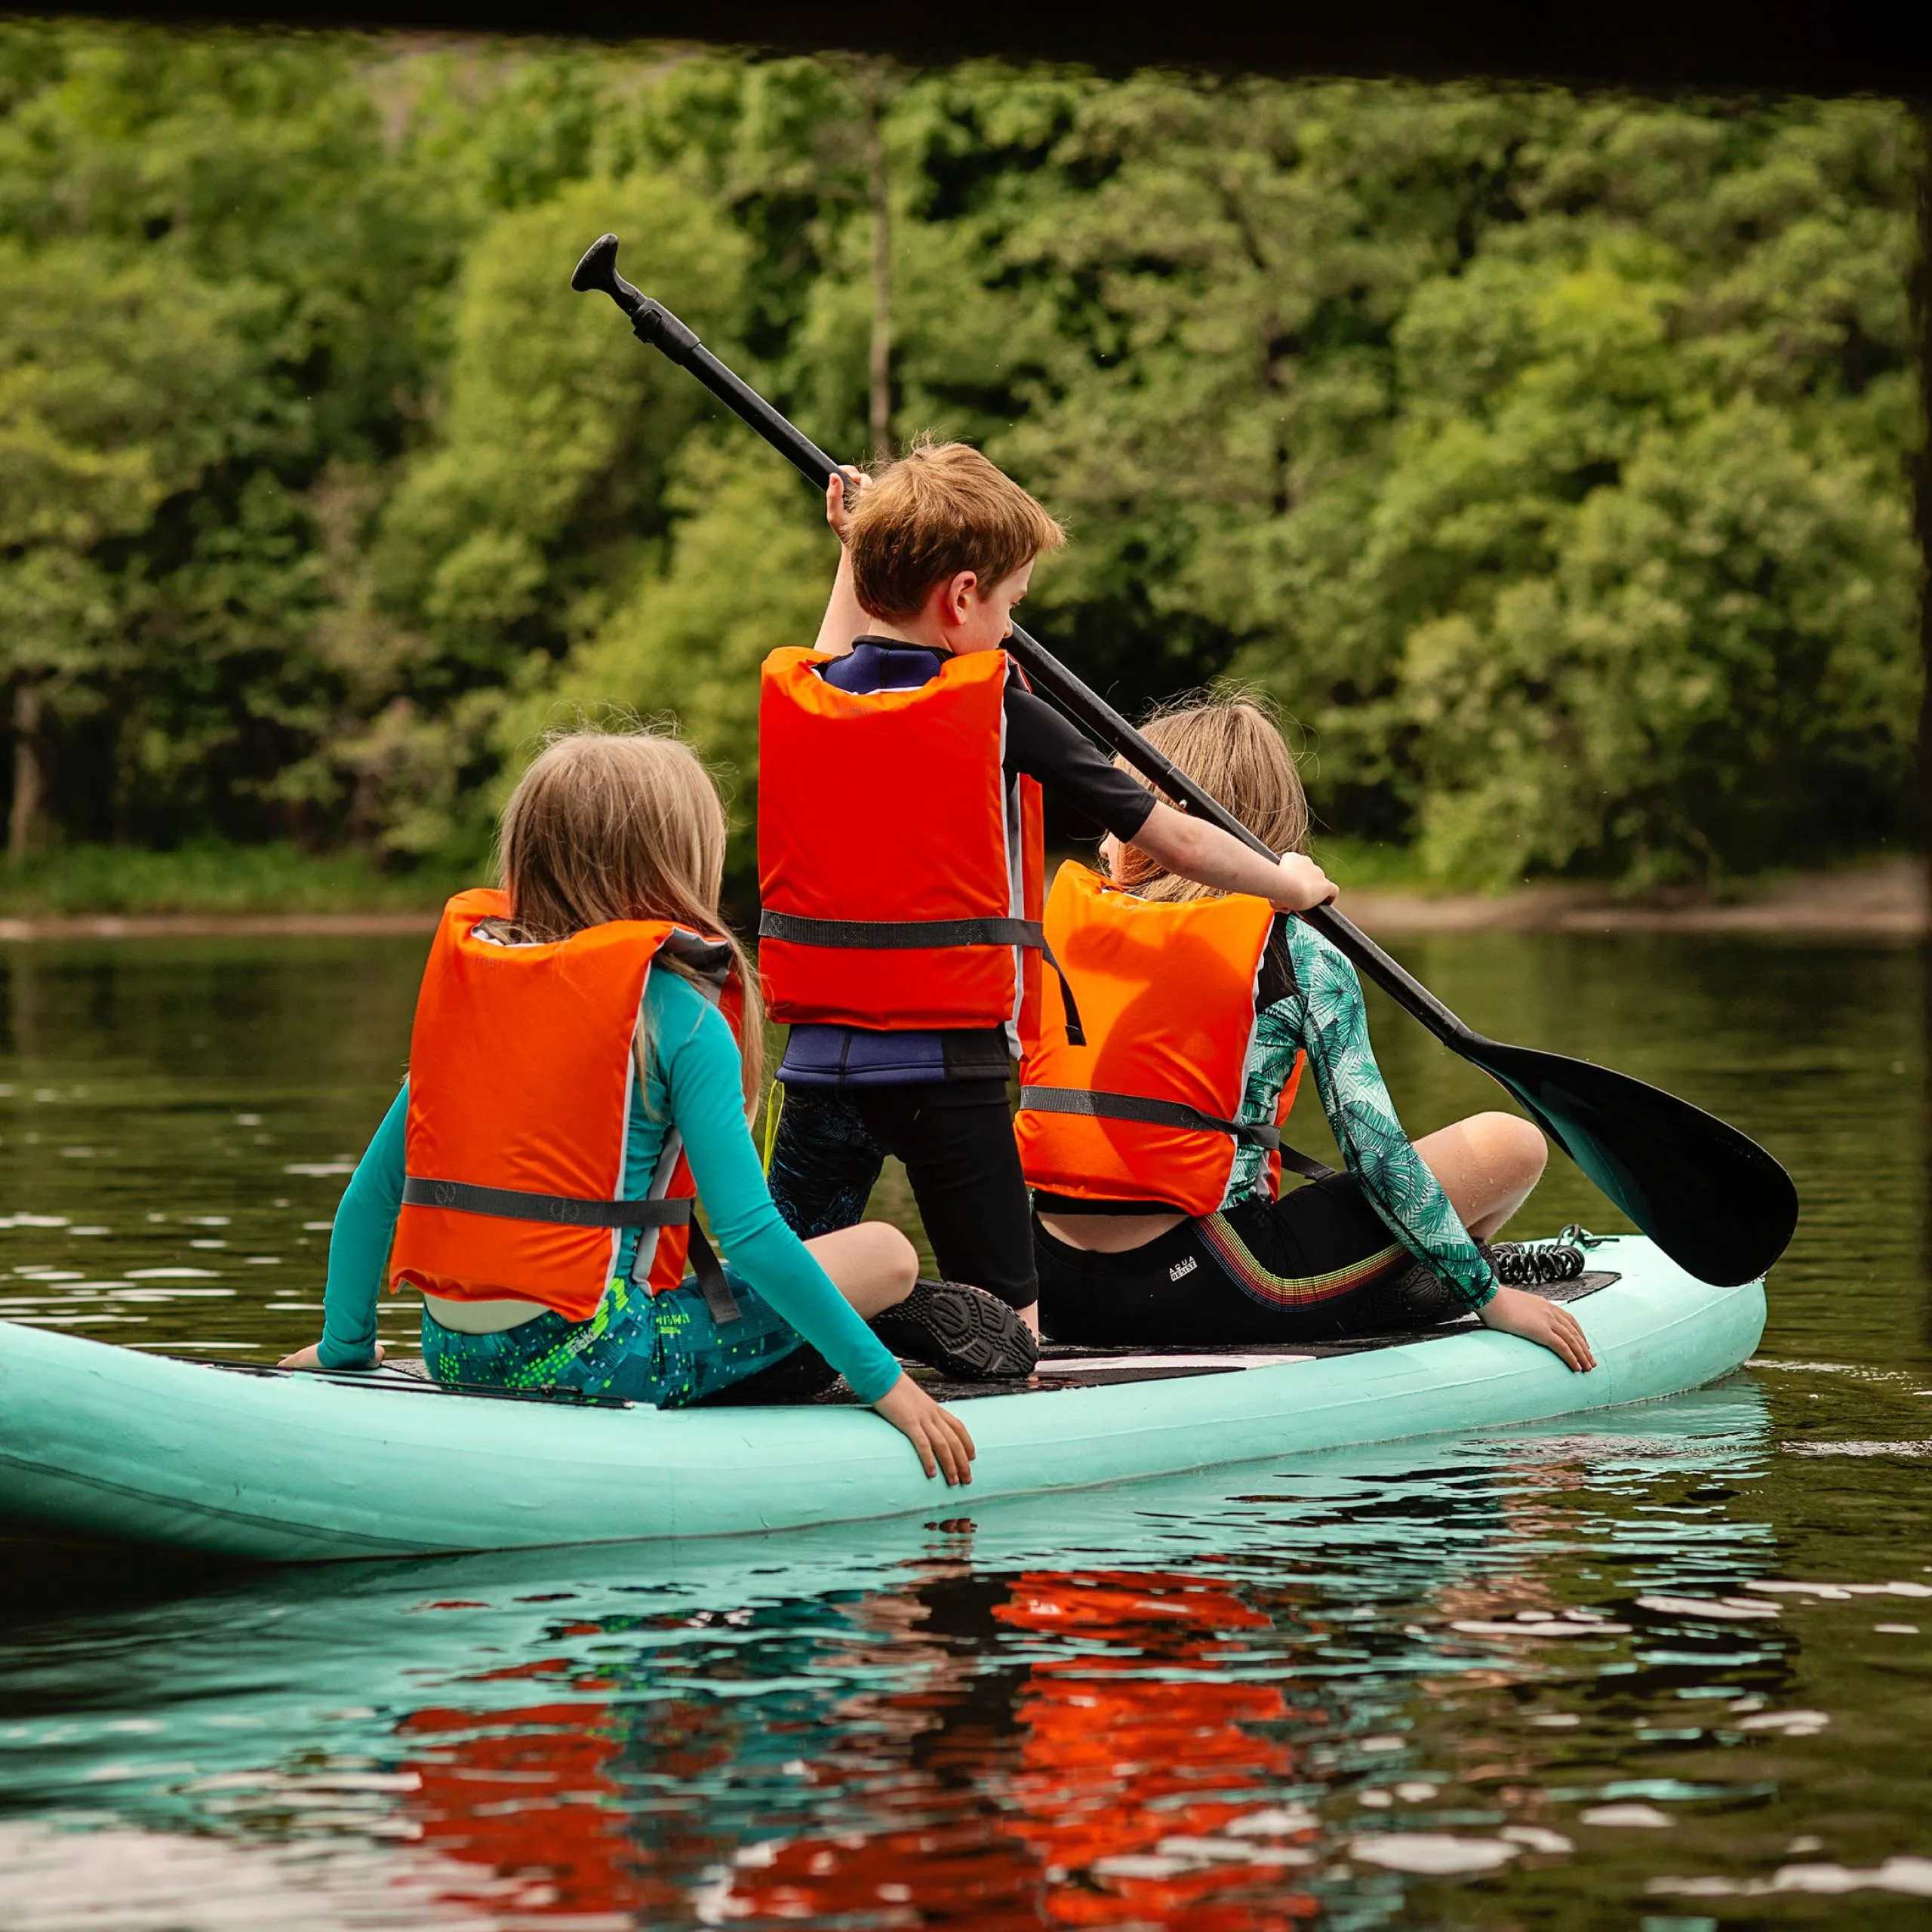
821, 638, 949, 694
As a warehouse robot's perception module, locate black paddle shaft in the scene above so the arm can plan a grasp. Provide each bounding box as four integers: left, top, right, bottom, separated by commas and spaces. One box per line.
571, 234, 1799, 1287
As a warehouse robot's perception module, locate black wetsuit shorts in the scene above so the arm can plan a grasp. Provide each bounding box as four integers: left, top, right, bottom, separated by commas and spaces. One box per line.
1032, 1172, 1469, 1346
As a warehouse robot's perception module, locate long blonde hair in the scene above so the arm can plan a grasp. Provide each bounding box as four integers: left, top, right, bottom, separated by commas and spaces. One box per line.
1107, 697, 1309, 903
492, 726, 762, 1102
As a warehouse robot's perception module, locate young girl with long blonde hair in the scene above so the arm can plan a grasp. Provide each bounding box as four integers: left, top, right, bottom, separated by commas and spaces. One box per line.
1020, 698, 1593, 1370
281, 728, 980, 1484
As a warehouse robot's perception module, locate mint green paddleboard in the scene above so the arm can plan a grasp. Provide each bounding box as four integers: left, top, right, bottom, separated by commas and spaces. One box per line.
0, 1235, 1764, 1564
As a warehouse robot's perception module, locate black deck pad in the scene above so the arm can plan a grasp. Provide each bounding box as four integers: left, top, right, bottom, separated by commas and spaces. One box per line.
202, 1272, 1617, 1407
835, 1269, 1621, 1404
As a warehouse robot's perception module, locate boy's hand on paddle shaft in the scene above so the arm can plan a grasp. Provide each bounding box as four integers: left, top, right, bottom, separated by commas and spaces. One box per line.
1478, 1286, 1596, 1374
826, 466, 870, 544
1268, 852, 1337, 913
875, 1371, 977, 1485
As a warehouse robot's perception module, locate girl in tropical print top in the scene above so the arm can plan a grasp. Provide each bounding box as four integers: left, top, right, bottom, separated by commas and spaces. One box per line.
1026, 698, 1594, 1373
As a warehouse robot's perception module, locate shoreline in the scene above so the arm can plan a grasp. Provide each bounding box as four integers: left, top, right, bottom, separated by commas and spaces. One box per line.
0, 912, 442, 942
1338, 856, 1924, 937
0, 858, 1921, 942
1337, 861, 1924, 935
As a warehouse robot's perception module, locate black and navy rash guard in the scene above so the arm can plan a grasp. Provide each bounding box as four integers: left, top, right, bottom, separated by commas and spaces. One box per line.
775, 638, 1158, 1090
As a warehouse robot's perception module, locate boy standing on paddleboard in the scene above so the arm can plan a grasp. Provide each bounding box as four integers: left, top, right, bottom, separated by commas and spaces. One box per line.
756, 438, 1338, 1352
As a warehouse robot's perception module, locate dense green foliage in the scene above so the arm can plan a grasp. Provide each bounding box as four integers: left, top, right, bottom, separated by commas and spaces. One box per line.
0, 26, 1918, 885
0, 841, 466, 917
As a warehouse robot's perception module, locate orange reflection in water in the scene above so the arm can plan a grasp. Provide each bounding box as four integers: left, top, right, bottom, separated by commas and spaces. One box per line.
380, 1567, 1320, 1928
394, 1674, 732, 1922
723, 1568, 1320, 1930
1001, 1571, 1320, 1929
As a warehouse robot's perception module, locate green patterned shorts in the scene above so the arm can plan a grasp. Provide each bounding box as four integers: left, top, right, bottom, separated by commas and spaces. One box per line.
420, 1269, 804, 1407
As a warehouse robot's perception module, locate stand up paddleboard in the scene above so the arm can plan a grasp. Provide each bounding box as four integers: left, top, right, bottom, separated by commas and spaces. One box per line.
0, 1235, 1764, 1564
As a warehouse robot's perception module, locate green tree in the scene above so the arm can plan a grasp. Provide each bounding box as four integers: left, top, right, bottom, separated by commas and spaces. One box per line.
1402, 399, 1915, 881
988, 80, 1918, 878
0, 21, 474, 850
345, 171, 748, 854
0, 32, 1915, 889
494, 436, 833, 875
0, 240, 254, 852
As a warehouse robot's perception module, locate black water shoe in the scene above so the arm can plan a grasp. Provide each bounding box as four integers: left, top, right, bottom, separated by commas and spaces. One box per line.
1364, 1256, 1469, 1330
869, 1279, 1038, 1380
689, 1343, 841, 1406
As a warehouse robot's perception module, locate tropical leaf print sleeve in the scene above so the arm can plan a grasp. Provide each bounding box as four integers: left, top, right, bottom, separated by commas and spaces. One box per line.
1269, 925, 1494, 1311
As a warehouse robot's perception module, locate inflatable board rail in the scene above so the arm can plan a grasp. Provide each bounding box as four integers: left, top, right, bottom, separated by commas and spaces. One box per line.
0, 1235, 1765, 1563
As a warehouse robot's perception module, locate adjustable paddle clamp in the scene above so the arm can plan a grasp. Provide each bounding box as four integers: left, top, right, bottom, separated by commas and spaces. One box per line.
572, 234, 702, 362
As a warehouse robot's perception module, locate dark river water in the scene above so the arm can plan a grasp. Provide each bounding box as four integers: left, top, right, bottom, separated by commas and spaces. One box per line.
0, 928, 1927, 1929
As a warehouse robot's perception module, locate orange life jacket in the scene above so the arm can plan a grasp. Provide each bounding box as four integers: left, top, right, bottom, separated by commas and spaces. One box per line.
756, 645, 1046, 1038
388, 888, 746, 1323
1016, 862, 1308, 1217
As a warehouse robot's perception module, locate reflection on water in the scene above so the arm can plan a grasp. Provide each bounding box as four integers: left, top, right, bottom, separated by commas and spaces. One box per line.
0, 938, 427, 1358
0, 929, 1927, 1925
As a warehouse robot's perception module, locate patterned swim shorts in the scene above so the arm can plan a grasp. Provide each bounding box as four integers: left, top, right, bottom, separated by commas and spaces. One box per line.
420, 1269, 804, 1407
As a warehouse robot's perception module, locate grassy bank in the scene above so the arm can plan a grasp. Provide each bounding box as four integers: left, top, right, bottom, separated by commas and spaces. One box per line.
0, 844, 475, 918
0, 837, 1911, 923
1309, 838, 1438, 891
1309, 837, 1918, 901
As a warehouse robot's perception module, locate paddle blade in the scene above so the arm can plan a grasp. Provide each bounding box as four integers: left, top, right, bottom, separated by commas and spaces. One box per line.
1470, 1039, 1797, 1287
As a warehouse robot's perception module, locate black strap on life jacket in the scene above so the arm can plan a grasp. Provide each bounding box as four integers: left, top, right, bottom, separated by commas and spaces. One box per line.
1277, 1144, 1340, 1183
685, 1220, 740, 1324
758, 911, 1086, 1046
401, 1177, 741, 1324
1018, 1086, 1279, 1148
758, 911, 1043, 949
1042, 939, 1085, 1047
1017, 1085, 1334, 1180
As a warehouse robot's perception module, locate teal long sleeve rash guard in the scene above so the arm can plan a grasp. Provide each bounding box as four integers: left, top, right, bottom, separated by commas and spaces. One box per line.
316, 968, 903, 1404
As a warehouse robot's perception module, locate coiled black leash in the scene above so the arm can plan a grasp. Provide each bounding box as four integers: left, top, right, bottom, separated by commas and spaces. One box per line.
1482, 1225, 1604, 1287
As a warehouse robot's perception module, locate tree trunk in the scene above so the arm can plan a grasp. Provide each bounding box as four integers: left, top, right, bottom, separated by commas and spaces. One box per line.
1916, 107, 1931, 1344
9, 678, 43, 862
866, 91, 893, 460
1918, 108, 1930, 887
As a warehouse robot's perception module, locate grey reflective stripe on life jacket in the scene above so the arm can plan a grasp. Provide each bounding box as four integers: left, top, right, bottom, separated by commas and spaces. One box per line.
402, 1178, 694, 1228
1016, 1087, 1335, 1180
401, 1179, 740, 1324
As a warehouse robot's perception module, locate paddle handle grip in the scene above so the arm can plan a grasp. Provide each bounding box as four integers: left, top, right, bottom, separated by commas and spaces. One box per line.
572, 233, 848, 487
584, 252, 1477, 1051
